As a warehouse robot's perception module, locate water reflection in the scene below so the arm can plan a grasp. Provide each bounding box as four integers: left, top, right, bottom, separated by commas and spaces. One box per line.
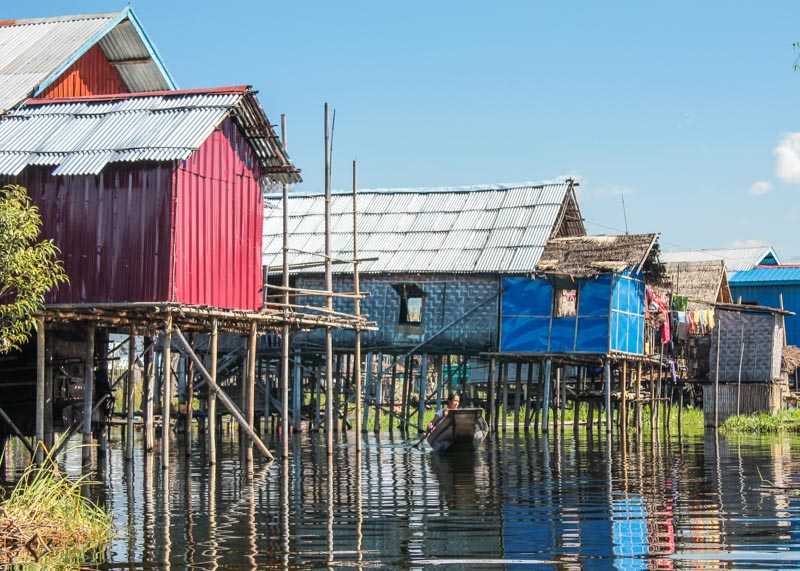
33, 425, 800, 569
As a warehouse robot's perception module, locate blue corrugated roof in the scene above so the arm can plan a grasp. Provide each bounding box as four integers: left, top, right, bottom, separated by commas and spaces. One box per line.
729, 266, 800, 285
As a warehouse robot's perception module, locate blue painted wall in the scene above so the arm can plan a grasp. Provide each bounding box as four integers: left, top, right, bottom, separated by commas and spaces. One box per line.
501, 270, 645, 354
729, 268, 800, 346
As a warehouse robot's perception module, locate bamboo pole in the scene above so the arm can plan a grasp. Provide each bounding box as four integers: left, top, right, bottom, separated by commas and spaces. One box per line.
208, 320, 218, 464
353, 160, 363, 449
388, 363, 397, 433
185, 333, 195, 457
559, 365, 566, 429
635, 362, 642, 430
125, 327, 135, 461
246, 322, 258, 467
604, 359, 612, 434
418, 354, 428, 434
162, 317, 172, 470
44, 327, 53, 453
172, 328, 274, 461
500, 361, 508, 432
280, 115, 291, 456
621, 359, 628, 430
524, 362, 533, 431
737, 323, 744, 416
714, 318, 722, 429
324, 102, 334, 453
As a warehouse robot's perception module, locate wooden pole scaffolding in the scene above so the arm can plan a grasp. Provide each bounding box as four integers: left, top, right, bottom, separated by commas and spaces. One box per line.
324, 102, 334, 453
208, 319, 218, 464
162, 316, 172, 470
280, 114, 291, 457
172, 327, 274, 461
353, 160, 363, 449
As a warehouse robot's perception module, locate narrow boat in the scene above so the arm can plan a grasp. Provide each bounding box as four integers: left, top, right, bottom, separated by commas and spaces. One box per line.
426, 408, 489, 453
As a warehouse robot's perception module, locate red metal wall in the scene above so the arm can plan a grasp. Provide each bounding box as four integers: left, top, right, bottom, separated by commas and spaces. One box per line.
37, 44, 127, 99
13, 165, 173, 304
173, 117, 264, 310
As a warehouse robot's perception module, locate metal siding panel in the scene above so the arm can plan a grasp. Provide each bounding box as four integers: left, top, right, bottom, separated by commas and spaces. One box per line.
11, 164, 172, 303
37, 44, 127, 99
175, 118, 262, 310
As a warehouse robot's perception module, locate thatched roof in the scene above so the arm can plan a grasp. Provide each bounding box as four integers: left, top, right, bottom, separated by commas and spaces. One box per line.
783, 345, 800, 373
661, 260, 733, 308
536, 233, 661, 279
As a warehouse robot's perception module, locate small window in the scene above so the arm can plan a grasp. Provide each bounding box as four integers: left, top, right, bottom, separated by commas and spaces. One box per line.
553, 288, 577, 318
392, 283, 425, 324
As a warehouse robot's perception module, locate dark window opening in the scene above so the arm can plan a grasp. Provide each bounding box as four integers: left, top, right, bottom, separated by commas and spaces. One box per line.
392, 283, 425, 324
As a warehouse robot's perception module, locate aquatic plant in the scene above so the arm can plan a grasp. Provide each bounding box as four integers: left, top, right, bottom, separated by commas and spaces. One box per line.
722, 409, 800, 433
0, 444, 112, 567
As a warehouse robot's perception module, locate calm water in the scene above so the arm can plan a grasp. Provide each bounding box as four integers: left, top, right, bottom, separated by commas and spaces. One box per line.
49, 426, 800, 569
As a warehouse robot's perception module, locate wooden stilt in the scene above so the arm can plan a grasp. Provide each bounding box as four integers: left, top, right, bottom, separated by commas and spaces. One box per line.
635, 362, 642, 430
649, 362, 655, 431
541, 359, 552, 433
125, 327, 136, 461
143, 334, 155, 452
35, 318, 46, 466
372, 354, 383, 433
418, 354, 428, 433
604, 359, 612, 434
82, 324, 96, 469
44, 329, 53, 453
184, 333, 195, 457
388, 362, 397, 433
162, 317, 172, 470
245, 322, 257, 468
559, 365, 566, 428
401, 354, 412, 434
362, 352, 372, 433
293, 354, 303, 433
342, 353, 351, 432
621, 360, 628, 431
524, 362, 533, 431
500, 361, 508, 432
208, 320, 218, 464
513, 362, 522, 432
573, 366, 581, 433
487, 357, 496, 430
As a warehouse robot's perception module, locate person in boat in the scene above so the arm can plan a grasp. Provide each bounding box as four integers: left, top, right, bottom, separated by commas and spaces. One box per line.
427, 393, 460, 432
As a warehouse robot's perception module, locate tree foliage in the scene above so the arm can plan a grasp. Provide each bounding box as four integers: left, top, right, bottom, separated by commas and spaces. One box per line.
0, 184, 68, 352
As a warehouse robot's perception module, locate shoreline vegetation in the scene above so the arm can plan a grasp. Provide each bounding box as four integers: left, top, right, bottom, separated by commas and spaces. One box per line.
0, 446, 111, 568
722, 409, 800, 433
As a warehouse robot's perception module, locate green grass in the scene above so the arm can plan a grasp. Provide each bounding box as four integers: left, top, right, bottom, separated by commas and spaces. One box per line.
722, 409, 800, 433
0, 444, 112, 567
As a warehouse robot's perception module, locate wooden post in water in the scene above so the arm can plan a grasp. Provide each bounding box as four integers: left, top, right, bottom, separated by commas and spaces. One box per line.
500, 361, 508, 432
82, 324, 96, 468
388, 363, 397, 433
281, 114, 292, 453
514, 362, 522, 432
714, 318, 722, 430
246, 322, 257, 467
162, 317, 172, 470
353, 159, 363, 449
143, 334, 155, 452
541, 359, 552, 433
621, 359, 628, 431
125, 327, 136, 461
418, 354, 428, 434
635, 362, 642, 430
185, 333, 195, 456
604, 359, 612, 434
208, 320, 218, 464
324, 102, 334, 454
524, 362, 533, 431
487, 357, 496, 429
559, 365, 566, 428
35, 318, 45, 466
649, 362, 655, 431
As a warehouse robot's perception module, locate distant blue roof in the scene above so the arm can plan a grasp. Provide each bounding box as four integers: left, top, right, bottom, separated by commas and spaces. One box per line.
730, 266, 800, 286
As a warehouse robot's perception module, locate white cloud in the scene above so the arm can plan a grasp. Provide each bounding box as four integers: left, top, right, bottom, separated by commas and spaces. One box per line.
748, 181, 772, 195
728, 239, 768, 249
774, 133, 800, 183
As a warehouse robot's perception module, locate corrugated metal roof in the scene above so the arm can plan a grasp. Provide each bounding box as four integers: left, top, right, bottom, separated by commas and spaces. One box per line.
263, 183, 584, 275
660, 246, 781, 274
0, 7, 175, 112
0, 87, 300, 183
729, 266, 800, 285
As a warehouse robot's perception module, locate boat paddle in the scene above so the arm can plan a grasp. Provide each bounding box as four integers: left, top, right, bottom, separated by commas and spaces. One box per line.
412, 427, 431, 449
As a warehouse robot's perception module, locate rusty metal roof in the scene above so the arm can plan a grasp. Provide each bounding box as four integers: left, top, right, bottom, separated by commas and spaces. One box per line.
0, 86, 300, 183
0, 7, 175, 113
263, 182, 585, 275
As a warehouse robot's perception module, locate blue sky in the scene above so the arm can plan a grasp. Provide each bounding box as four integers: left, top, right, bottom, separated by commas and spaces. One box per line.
13, 1, 800, 258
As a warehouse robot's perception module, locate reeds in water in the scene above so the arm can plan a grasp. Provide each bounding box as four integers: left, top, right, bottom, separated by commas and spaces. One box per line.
0, 443, 112, 567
